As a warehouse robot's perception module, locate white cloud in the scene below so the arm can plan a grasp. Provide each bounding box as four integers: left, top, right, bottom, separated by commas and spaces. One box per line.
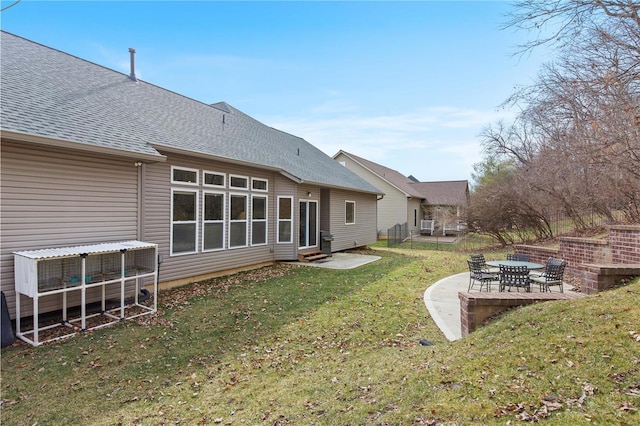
261, 105, 517, 181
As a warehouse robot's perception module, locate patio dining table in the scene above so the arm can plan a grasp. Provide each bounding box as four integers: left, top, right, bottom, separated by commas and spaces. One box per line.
486, 260, 544, 270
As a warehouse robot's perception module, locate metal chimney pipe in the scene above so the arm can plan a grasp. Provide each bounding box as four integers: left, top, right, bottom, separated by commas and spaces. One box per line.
129, 48, 137, 81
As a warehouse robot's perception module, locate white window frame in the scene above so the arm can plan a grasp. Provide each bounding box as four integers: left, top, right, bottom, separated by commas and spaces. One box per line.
277, 196, 293, 244
229, 174, 249, 190
203, 170, 226, 188
171, 166, 199, 185
202, 191, 225, 252
170, 188, 199, 256
229, 192, 248, 249
345, 200, 356, 225
251, 178, 268, 192
251, 194, 268, 246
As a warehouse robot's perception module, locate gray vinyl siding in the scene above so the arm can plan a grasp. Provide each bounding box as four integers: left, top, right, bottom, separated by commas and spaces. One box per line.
334, 154, 406, 235
143, 153, 277, 284
328, 189, 378, 252
1, 141, 139, 318
1, 141, 379, 320
273, 175, 297, 261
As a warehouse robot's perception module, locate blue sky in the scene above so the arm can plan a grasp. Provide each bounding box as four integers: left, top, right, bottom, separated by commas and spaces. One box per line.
1, 1, 550, 183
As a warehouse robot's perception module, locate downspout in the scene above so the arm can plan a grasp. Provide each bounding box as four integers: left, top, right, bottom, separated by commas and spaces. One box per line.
135, 162, 144, 240
135, 161, 153, 295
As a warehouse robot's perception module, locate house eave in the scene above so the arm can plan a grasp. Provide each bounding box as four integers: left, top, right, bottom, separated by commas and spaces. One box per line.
305, 180, 383, 196
152, 143, 304, 184
0, 129, 167, 163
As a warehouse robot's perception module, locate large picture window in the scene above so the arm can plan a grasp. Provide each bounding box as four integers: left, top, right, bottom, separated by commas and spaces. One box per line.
277, 196, 293, 243
170, 166, 270, 255
345, 200, 356, 225
251, 195, 268, 246
229, 194, 247, 248
203, 192, 225, 251
171, 189, 198, 254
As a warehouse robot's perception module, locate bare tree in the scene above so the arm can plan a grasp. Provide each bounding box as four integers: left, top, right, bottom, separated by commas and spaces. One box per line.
472, 0, 640, 241
504, 0, 640, 55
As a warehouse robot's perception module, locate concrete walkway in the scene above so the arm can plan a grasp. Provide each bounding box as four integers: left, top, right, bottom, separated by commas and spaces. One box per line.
289, 252, 381, 270
423, 272, 468, 341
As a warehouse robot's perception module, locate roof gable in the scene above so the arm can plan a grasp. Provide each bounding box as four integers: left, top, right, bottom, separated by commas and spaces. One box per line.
334, 150, 423, 198
333, 150, 468, 206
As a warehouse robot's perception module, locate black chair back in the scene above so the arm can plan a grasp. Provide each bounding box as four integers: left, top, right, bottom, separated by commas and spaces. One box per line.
545, 258, 566, 281
499, 264, 531, 291
467, 258, 483, 275
507, 253, 530, 262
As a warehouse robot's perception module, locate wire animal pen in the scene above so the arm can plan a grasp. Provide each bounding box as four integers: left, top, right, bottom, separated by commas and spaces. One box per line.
387, 223, 409, 247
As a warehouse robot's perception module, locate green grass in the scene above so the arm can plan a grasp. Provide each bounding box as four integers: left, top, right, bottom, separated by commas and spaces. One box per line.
372, 233, 504, 253
2, 249, 638, 425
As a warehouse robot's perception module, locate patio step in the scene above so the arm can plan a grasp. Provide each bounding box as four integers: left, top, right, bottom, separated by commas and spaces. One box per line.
298, 250, 329, 262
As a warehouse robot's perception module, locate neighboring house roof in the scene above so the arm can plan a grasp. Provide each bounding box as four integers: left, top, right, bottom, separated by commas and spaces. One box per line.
334, 150, 468, 206
334, 150, 424, 198
409, 180, 469, 206
0, 31, 381, 195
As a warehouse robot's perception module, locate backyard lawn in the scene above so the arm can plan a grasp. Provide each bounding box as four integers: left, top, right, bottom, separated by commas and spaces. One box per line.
1, 248, 638, 425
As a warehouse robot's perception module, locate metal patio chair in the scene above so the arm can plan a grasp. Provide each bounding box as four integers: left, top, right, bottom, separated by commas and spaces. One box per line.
467, 258, 499, 292
530, 258, 566, 292
499, 264, 531, 292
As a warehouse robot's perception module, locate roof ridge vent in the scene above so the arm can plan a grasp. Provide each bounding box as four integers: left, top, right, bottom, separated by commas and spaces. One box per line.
128, 48, 137, 82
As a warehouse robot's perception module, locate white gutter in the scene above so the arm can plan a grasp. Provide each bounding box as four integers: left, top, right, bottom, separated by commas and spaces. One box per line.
1, 130, 166, 163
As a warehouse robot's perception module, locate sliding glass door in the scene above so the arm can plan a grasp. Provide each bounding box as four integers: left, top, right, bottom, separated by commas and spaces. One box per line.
299, 200, 318, 249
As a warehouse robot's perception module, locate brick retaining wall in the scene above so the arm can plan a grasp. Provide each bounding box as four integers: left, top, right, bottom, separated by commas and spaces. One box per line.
513, 245, 559, 265
610, 225, 640, 263
514, 224, 640, 293
459, 292, 588, 336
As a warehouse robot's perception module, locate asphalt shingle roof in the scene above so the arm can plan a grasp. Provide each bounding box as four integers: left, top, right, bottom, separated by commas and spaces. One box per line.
336, 151, 424, 198
335, 151, 468, 206
0, 31, 381, 195
409, 180, 469, 206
